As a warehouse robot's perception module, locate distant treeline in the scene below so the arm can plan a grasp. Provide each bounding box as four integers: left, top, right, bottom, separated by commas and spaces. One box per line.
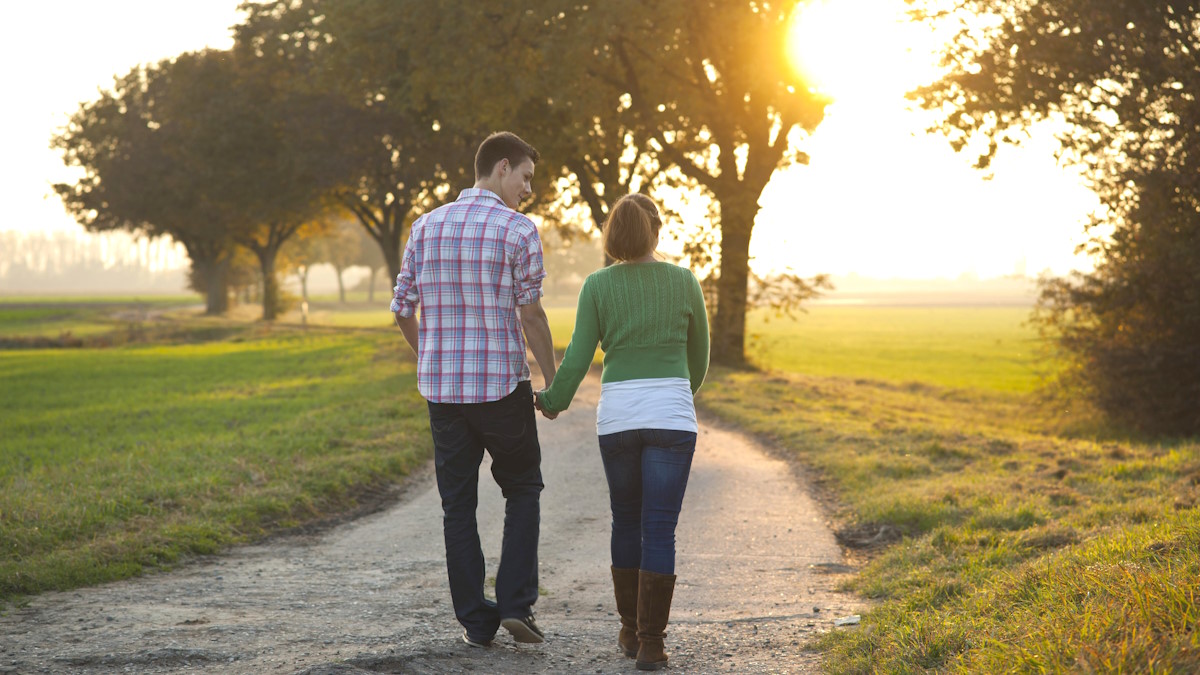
0, 230, 188, 294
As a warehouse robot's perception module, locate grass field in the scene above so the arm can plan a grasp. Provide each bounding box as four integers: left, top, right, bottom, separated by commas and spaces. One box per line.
743, 306, 1041, 392
694, 320, 1200, 672
550, 305, 1041, 391
5, 297, 1196, 672
0, 295, 200, 341
0, 320, 430, 605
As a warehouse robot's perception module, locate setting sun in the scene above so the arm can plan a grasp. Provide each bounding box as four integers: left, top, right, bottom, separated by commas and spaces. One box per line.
787, 0, 942, 100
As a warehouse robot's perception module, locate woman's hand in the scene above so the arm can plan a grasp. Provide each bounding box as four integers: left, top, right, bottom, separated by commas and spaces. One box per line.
533, 389, 558, 420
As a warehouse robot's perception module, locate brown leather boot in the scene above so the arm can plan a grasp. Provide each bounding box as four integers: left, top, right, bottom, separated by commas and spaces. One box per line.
635, 569, 676, 671
611, 566, 639, 657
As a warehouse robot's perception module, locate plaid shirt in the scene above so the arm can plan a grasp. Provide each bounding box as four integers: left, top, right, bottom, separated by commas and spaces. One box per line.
390, 188, 546, 403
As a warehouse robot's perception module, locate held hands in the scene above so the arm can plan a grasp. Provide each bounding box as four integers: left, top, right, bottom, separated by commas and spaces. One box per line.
533, 389, 558, 420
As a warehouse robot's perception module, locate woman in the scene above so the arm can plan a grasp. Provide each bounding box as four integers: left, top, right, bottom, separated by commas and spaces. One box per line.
536, 193, 709, 671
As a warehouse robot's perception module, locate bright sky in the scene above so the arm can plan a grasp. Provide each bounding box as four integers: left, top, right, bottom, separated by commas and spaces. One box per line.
0, 0, 1099, 280
752, 0, 1099, 279
0, 1, 240, 269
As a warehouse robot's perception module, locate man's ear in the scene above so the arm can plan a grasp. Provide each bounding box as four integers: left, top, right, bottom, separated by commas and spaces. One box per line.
496, 157, 510, 177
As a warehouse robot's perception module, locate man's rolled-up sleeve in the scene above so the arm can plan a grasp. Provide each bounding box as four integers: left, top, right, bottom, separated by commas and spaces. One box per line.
512, 226, 546, 306
390, 231, 420, 316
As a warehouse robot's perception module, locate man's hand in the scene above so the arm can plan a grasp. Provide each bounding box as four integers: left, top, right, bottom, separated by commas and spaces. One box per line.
533, 389, 558, 420
394, 312, 419, 356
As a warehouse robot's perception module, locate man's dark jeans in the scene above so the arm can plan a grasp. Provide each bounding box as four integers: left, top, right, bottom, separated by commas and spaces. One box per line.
427, 380, 543, 641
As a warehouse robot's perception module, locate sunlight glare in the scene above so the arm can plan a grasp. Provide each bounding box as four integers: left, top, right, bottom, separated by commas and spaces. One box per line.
787, 0, 942, 101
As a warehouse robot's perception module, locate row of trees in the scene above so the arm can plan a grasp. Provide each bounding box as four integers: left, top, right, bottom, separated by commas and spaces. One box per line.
0, 231, 188, 293
916, 0, 1199, 434
56, 0, 1195, 430
54, 0, 832, 365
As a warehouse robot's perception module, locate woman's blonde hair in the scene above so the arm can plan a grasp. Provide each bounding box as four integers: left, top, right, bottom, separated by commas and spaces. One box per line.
603, 193, 662, 262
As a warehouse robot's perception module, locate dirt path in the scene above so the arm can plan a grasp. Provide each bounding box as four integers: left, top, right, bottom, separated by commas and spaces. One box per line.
0, 375, 858, 674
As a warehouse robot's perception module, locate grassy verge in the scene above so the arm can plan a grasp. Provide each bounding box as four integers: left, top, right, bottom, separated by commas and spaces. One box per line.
698, 367, 1199, 672
0, 326, 430, 606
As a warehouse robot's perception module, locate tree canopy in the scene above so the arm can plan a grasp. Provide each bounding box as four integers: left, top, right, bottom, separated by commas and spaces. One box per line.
916, 0, 1200, 434
56, 1, 833, 360
53, 51, 240, 314
390, 0, 831, 365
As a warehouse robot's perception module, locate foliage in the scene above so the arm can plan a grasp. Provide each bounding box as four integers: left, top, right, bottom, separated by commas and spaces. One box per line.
700, 366, 1200, 672
372, 0, 830, 364
1036, 171, 1200, 435
596, 0, 830, 365
52, 47, 348, 320
235, 0, 479, 282
57, 1, 834, 361
51, 53, 238, 314
0, 326, 430, 604
281, 218, 362, 303
914, 0, 1200, 434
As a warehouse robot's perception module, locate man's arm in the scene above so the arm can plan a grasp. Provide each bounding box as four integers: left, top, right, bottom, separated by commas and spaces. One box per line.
519, 299, 556, 390
395, 312, 419, 355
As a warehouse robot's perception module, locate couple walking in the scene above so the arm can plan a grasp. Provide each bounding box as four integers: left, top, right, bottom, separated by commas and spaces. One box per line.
391, 131, 709, 670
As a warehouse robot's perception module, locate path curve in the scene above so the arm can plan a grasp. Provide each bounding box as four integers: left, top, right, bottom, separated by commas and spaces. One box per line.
0, 375, 857, 674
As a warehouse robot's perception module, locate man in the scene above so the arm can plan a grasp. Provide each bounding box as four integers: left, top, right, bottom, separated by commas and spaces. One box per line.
391, 131, 557, 648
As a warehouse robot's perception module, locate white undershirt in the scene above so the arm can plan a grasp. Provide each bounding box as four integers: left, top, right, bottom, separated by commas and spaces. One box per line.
596, 377, 697, 436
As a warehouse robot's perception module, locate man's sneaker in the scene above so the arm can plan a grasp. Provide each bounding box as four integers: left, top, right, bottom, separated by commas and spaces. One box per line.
462, 630, 492, 648
501, 615, 545, 643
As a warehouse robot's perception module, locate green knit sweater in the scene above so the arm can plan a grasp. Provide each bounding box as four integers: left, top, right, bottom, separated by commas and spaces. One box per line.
540, 261, 710, 414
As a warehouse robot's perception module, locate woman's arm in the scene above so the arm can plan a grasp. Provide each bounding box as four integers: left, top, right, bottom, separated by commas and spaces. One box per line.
686, 273, 710, 394
538, 279, 601, 414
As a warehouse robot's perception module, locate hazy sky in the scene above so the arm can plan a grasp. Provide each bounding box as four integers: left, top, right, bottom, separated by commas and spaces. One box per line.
1, 0, 1100, 280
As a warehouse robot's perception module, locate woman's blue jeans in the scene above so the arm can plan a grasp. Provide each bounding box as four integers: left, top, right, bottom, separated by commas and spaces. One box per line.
598, 428, 696, 575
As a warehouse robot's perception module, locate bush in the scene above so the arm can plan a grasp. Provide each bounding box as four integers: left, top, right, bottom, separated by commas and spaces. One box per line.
1035, 175, 1200, 436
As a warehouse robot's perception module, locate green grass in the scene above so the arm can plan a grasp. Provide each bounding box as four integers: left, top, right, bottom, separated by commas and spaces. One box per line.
0, 326, 430, 605
0, 305, 122, 339
745, 306, 1040, 392
9, 298, 1195, 670
0, 294, 199, 305
0, 296, 200, 340
698, 367, 1199, 672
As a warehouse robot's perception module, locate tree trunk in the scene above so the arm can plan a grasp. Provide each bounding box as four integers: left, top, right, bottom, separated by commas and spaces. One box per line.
711, 203, 754, 367
299, 267, 309, 303
257, 248, 280, 321
185, 245, 229, 315
205, 256, 230, 315
383, 229, 403, 284
334, 265, 347, 303
367, 266, 378, 303
198, 254, 228, 314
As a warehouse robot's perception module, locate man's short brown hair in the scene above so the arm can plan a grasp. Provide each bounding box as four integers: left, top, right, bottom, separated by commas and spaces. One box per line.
475, 131, 541, 179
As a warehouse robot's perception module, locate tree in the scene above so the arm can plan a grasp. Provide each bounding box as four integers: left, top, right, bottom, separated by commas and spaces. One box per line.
279, 222, 331, 304
52, 55, 237, 314
320, 218, 363, 303
597, 2, 830, 365
235, 0, 479, 284
914, 0, 1200, 434
352, 222, 387, 304
389, 1, 830, 365
1036, 171, 1200, 434
216, 47, 352, 321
